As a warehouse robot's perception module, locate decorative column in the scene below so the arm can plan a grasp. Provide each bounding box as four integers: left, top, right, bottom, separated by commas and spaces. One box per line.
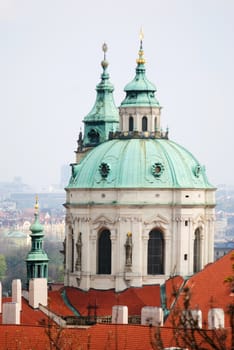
142, 230, 149, 279
90, 230, 97, 276
164, 230, 171, 276
110, 230, 117, 276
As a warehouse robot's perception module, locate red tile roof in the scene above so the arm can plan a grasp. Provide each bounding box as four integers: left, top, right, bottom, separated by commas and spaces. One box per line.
0, 323, 231, 349
65, 285, 161, 316
0, 252, 233, 349
48, 290, 74, 317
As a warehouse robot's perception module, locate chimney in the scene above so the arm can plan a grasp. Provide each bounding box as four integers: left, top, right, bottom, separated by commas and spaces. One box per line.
2, 302, 20, 324
29, 278, 47, 309
141, 306, 164, 326
12, 279, 22, 311
208, 308, 224, 329
112, 305, 128, 324
182, 309, 202, 328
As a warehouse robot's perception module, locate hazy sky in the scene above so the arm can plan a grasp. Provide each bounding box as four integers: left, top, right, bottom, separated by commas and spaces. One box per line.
0, 0, 234, 190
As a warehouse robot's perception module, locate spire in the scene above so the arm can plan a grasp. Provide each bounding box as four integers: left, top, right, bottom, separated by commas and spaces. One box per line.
136, 28, 146, 65
82, 42, 119, 147
120, 31, 160, 108
30, 195, 43, 234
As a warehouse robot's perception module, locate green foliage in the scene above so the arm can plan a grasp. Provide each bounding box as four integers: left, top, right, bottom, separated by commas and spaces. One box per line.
0, 254, 7, 280
0, 233, 64, 293
4, 246, 28, 293
44, 238, 64, 282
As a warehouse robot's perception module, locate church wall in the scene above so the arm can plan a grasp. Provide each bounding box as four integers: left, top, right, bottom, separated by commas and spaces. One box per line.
66, 188, 215, 206
119, 106, 161, 132
65, 187, 215, 291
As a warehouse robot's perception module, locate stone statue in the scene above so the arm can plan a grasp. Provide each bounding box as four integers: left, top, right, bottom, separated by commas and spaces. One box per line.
75, 232, 82, 271
60, 238, 66, 268
77, 129, 83, 152
125, 232, 133, 267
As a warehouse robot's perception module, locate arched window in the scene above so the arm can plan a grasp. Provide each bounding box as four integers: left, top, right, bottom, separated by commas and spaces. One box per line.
129, 116, 134, 131
98, 229, 111, 274
193, 228, 201, 273
154, 117, 157, 131
88, 129, 100, 144
142, 116, 148, 131
148, 229, 164, 274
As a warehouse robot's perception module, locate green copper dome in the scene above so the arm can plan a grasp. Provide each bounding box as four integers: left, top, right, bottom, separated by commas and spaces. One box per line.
30, 213, 44, 235
68, 138, 213, 189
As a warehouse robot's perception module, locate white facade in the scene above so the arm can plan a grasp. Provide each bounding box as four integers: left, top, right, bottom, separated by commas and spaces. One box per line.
64, 187, 215, 291
119, 106, 161, 133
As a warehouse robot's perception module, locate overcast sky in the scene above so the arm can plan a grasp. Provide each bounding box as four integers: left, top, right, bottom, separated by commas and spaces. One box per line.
0, 0, 234, 191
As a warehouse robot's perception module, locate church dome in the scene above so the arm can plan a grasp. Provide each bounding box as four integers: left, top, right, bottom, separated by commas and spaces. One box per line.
68, 137, 213, 189
65, 37, 216, 292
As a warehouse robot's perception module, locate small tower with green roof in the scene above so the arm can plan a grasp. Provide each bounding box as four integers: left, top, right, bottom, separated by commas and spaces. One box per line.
25, 197, 49, 288
119, 29, 162, 136
75, 43, 119, 163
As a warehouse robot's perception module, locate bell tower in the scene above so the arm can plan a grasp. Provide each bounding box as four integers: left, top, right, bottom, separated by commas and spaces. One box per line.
75, 43, 119, 163
25, 197, 49, 288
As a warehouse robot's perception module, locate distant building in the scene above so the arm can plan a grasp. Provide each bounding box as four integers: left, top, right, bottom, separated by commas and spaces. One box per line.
60, 164, 71, 189
10, 192, 65, 209
214, 240, 234, 260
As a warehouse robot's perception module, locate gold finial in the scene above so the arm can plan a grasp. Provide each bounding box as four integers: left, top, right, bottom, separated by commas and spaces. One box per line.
34, 195, 39, 211
139, 27, 144, 41
127, 232, 132, 237
136, 28, 145, 65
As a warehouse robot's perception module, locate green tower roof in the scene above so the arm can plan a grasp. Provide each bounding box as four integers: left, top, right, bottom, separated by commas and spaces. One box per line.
82, 43, 119, 148
83, 43, 119, 124
121, 37, 160, 107
26, 199, 49, 267
30, 212, 44, 235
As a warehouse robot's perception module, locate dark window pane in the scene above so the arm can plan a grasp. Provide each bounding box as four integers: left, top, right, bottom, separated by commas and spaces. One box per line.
98, 230, 111, 274
142, 116, 148, 131
148, 230, 164, 274
193, 229, 201, 273
129, 116, 134, 131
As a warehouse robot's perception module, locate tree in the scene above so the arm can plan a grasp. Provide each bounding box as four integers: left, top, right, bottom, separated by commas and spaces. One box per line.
150, 255, 234, 350
0, 254, 7, 280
